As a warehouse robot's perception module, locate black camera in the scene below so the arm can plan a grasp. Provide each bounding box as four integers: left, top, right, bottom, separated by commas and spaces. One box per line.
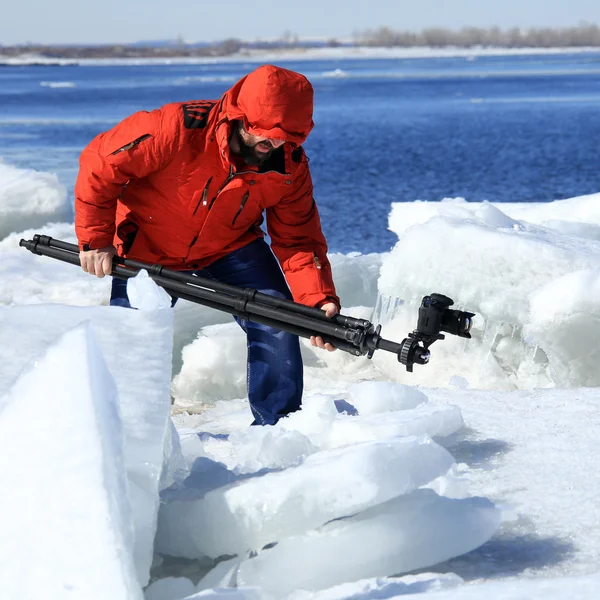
398, 293, 475, 372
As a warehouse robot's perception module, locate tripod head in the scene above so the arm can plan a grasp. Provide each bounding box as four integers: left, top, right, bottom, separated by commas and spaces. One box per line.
397, 294, 475, 372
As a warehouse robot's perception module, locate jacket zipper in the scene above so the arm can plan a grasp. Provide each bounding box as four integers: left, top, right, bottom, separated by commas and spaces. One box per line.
224, 168, 288, 223
313, 254, 322, 269
110, 133, 152, 155
231, 191, 250, 226
190, 167, 236, 250
206, 167, 286, 211
193, 177, 213, 215
193, 166, 284, 250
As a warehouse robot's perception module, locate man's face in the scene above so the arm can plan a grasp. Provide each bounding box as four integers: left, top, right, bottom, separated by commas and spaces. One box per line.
233, 121, 286, 165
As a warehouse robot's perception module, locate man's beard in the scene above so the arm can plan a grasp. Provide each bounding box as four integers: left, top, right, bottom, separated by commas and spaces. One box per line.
231, 124, 274, 166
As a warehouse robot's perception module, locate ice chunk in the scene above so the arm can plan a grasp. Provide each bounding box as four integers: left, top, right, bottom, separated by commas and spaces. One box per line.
172, 323, 248, 409
145, 577, 196, 600
0, 304, 174, 586
156, 436, 455, 558
346, 381, 427, 415
328, 402, 464, 447
0, 324, 142, 599
228, 427, 318, 473
526, 269, 600, 386
377, 196, 600, 391
160, 418, 189, 491
196, 557, 241, 591
129, 269, 173, 310
0, 161, 70, 239
327, 252, 383, 309
236, 489, 501, 595
0, 223, 110, 307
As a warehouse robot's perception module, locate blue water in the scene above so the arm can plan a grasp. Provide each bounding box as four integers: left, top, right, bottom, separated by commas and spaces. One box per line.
1, 54, 600, 253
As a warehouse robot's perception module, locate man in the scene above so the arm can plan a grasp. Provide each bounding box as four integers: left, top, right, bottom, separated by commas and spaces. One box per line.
74, 64, 340, 425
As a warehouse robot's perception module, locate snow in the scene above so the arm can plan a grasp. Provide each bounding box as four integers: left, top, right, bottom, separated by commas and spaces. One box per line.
1, 162, 600, 599
234, 489, 500, 596
0, 324, 142, 600
0, 302, 175, 588
0, 161, 71, 239
377, 194, 600, 390
156, 434, 458, 559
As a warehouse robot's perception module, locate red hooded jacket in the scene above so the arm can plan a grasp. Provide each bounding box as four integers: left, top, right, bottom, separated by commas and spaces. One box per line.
74, 64, 339, 309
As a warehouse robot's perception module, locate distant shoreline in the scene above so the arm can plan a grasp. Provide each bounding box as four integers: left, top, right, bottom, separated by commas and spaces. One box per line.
2, 45, 600, 67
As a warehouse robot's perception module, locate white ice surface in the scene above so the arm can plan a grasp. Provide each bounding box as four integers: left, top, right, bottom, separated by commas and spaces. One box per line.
0, 304, 175, 587
374, 194, 600, 391
234, 489, 500, 596
145, 577, 196, 600
2, 163, 600, 599
0, 224, 110, 307
156, 434, 456, 558
0, 161, 71, 239
0, 324, 142, 600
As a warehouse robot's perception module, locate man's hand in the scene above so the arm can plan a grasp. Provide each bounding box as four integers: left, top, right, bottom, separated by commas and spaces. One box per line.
310, 302, 339, 352
79, 245, 117, 278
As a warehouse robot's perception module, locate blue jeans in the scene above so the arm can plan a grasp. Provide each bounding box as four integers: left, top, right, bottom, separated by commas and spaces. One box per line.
110, 239, 303, 425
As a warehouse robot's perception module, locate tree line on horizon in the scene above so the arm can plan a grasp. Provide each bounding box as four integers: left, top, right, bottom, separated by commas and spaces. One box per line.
3, 23, 600, 59
356, 22, 600, 48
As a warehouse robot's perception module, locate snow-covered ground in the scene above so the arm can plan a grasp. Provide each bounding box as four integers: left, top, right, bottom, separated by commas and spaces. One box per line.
1, 161, 599, 599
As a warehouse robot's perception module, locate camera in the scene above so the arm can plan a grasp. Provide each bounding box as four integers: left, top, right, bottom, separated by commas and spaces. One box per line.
398, 294, 475, 372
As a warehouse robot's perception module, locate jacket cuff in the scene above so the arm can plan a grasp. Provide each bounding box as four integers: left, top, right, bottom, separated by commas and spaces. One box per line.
316, 296, 341, 311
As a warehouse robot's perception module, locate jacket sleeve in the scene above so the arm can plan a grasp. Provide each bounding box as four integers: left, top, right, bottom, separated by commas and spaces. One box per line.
74, 107, 179, 250
266, 162, 340, 309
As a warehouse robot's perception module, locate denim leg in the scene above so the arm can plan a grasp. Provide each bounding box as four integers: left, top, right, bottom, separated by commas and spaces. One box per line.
109, 277, 132, 308
200, 239, 303, 425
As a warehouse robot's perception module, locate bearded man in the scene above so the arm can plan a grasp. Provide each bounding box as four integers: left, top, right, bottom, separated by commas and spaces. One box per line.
74, 64, 339, 425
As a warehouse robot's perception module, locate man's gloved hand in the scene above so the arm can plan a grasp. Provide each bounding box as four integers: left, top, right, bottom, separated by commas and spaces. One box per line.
310, 301, 339, 352
79, 245, 117, 278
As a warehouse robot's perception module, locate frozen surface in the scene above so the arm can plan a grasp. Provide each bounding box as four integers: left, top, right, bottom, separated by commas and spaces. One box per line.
0, 161, 71, 239
0, 325, 142, 599
235, 489, 500, 596
387, 570, 600, 599
0, 304, 174, 586
157, 435, 456, 558
157, 383, 488, 594
2, 163, 600, 598
145, 577, 196, 600
288, 573, 464, 599
0, 223, 110, 307
375, 194, 600, 391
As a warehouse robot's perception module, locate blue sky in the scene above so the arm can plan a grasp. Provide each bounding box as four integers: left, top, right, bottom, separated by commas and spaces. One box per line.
3, 0, 600, 45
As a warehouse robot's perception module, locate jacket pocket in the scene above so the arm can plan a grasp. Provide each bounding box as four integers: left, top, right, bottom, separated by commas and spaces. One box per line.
284, 251, 325, 294
231, 191, 250, 227
109, 133, 152, 156
116, 220, 139, 254
193, 177, 213, 215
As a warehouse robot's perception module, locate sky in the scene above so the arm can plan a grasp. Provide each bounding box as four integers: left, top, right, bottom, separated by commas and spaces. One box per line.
2, 0, 600, 45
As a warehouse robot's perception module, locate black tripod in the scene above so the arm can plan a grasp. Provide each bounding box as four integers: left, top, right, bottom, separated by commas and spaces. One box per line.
19, 234, 411, 360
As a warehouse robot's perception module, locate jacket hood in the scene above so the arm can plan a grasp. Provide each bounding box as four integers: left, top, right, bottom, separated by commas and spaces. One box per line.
221, 64, 314, 145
